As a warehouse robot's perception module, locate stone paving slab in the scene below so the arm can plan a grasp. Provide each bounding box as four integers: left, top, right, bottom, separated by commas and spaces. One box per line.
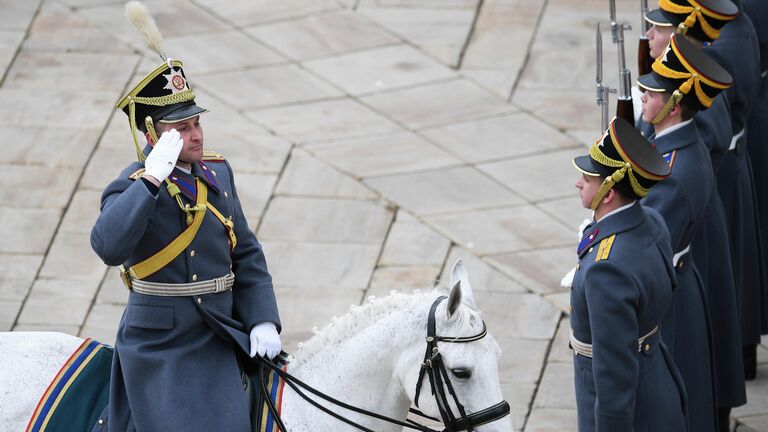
0, 30, 26, 73
361, 78, 516, 129
479, 148, 587, 203
379, 211, 451, 267
366, 166, 524, 216
310, 131, 462, 178
162, 30, 288, 75
247, 10, 399, 61
461, 0, 547, 98
22, 2, 132, 53
247, 98, 402, 144
425, 205, 573, 255
358, 6, 477, 67
259, 196, 394, 244
442, 246, 528, 293
0, 126, 102, 169
0, 208, 61, 254
195, 64, 343, 110
0, 255, 44, 301
421, 112, 578, 164
304, 44, 457, 95
194, 0, 341, 27
275, 148, 378, 199
489, 246, 575, 296
261, 241, 381, 289
367, 265, 442, 296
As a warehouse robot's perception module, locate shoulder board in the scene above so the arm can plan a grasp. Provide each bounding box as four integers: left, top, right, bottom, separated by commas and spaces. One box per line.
202, 150, 226, 162
662, 151, 677, 168
595, 234, 616, 262
128, 168, 146, 180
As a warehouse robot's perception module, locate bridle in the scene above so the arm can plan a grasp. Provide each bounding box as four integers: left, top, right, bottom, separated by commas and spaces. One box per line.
256, 295, 510, 432
412, 296, 511, 431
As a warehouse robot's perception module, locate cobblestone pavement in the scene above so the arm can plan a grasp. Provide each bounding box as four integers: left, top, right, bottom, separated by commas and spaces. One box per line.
1, 0, 766, 430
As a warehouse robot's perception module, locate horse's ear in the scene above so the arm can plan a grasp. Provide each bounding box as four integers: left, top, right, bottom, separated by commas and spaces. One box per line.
447, 280, 463, 316
448, 259, 476, 308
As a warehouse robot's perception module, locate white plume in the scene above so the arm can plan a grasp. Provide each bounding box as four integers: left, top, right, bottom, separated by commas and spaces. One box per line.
124, 1, 165, 59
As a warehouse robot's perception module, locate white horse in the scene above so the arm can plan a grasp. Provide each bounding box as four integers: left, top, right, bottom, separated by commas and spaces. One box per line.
0, 261, 512, 431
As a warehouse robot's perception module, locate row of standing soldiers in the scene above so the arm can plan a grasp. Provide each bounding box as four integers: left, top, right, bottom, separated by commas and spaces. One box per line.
569, 0, 768, 431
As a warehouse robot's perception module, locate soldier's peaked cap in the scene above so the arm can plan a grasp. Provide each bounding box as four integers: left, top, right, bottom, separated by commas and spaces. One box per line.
638, 33, 732, 111
116, 60, 207, 133
573, 117, 671, 202
645, 0, 739, 42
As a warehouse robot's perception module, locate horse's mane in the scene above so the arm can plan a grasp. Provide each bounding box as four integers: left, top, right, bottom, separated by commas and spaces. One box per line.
291, 286, 482, 366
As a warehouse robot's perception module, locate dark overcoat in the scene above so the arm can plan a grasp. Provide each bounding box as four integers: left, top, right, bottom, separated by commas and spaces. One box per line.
90, 148, 280, 432
705, 10, 766, 350
641, 122, 721, 431
571, 202, 687, 432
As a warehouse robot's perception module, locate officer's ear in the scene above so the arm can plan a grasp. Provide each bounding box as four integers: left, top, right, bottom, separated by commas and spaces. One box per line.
145, 131, 156, 146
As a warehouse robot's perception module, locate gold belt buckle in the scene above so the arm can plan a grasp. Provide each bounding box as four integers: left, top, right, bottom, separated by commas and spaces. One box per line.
119, 265, 133, 289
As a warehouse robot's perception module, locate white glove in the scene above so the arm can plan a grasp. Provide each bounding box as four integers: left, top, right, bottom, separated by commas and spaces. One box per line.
561, 266, 577, 289
249, 322, 281, 359
143, 129, 183, 183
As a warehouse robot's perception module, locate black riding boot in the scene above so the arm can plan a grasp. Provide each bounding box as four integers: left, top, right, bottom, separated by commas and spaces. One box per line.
718, 407, 731, 432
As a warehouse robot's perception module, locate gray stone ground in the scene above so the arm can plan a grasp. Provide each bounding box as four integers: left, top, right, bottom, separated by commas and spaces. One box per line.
1, 0, 766, 430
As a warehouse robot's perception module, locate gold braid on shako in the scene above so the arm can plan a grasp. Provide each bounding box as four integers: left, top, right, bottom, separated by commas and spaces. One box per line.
650, 35, 730, 124
658, 0, 736, 40
587, 123, 665, 209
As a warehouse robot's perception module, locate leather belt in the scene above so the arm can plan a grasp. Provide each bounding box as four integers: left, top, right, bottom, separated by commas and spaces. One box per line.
129, 272, 234, 296
569, 326, 659, 358
728, 128, 745, 152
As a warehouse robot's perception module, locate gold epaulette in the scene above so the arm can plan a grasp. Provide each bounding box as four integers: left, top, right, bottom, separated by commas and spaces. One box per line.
128, 168, 146, 180
202, 150, 225, 161
595, 234, 616, 262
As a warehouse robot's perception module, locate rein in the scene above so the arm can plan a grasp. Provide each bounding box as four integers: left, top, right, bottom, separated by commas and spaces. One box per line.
254, 295, 510, 432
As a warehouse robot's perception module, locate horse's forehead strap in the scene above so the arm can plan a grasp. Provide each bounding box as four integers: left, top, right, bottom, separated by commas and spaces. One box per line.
426, 296, 488, 344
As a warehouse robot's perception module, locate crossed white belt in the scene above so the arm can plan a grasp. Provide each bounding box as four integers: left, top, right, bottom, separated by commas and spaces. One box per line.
569, 326, 659, 358
130, 273, 234, 296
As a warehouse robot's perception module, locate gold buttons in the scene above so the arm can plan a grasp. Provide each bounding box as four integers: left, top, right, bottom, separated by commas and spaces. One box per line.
644, 344, 650, 352
224, 191, 228, 198
588, 247, 594, 253
98, 419, 104, 425
192, 274, 198, 281
190, 250, 196, 257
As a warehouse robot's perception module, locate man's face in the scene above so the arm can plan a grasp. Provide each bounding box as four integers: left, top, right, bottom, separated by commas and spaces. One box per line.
575, 173, 601, 210
641, 90, 668, 123
152, 116, 204, 163
647, 24, 675, 59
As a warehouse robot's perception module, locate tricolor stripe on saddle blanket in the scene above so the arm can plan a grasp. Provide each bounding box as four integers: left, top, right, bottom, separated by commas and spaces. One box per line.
26, 338, 112, 432
259, 366, 287, 432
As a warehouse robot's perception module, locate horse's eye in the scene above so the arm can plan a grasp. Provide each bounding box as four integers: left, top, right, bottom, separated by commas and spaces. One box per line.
451, 368, 472, 379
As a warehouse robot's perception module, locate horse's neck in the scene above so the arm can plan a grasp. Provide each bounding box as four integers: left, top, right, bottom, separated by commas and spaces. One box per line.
282, 301, 424, 431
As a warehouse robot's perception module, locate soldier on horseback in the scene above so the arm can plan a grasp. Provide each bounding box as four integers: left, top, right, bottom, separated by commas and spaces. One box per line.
89, 3, 281, 430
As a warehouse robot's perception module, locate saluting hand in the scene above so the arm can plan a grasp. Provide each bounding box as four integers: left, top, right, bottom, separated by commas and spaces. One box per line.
143, 129, 183, 184
249, 322, 282, 360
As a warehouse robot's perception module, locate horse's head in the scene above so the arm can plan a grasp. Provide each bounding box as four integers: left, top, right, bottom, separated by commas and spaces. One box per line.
397, 260, 512, 432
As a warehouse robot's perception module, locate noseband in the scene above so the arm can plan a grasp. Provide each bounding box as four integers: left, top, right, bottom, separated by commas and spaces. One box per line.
412, 296, 510, 431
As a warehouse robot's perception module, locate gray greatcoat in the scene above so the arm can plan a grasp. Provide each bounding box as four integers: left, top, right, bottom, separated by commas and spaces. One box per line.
642, 121, 723, 431
571, 202, 687, 432
91, 147, 280, 431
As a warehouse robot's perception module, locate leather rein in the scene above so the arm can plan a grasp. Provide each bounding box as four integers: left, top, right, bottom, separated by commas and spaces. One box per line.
255, 295, 510, 431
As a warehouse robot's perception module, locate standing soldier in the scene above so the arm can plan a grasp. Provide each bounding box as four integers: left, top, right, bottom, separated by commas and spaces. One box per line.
90, 3, 281, 430
637, 33, 735, 432
570, 117, 687, 432
647, 0, 765, 391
